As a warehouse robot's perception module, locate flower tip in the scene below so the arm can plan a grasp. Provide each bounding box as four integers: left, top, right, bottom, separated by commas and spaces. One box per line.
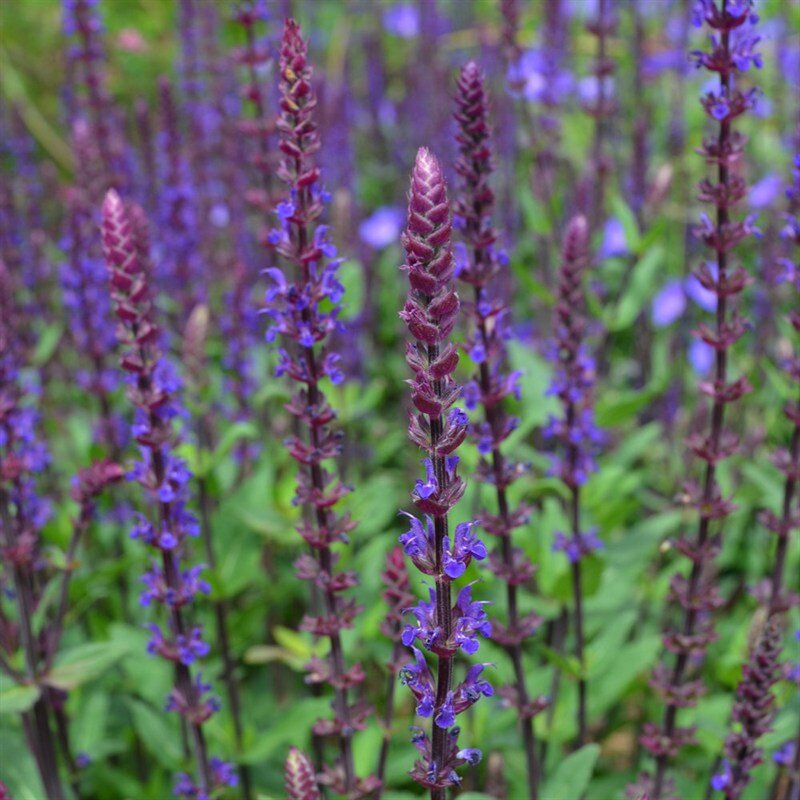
102, 188, 122, 217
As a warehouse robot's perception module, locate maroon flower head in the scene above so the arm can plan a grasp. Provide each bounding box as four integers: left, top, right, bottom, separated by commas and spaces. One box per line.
285, 747, 320, 800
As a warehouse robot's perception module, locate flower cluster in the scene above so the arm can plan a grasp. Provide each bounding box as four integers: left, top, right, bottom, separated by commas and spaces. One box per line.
544, 215, 602, 526
0, 261, 62, 797
713, 150, 800, 799
62, 0, 131, 192
0, 265, 51, 542
544, 214, 599, 748
399, 146, 488, 792
232, 0, 275, 217
60, 122, 122, 451
100, 190, 234, 800
155, 77, 205, 320
452, 60, 543, 796
264, 20, 375, 798
642, 5, 760, 798
712, 616, 782, 799
0, 108, 50, 325
285, 747, 320, 800
584, 0, 617, 228
760, 150, 800, 612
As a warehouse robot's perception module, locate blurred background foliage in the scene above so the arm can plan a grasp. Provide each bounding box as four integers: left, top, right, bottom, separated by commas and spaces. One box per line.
0, 1, 799, 799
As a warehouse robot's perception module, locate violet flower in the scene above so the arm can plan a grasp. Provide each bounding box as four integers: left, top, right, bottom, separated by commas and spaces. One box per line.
452, 60, 542, 799
641, 5, 761, 798
263, 20, 377, 797
544, 215, 601, 747
100, 191, 235, 800
398, 147, 489, 795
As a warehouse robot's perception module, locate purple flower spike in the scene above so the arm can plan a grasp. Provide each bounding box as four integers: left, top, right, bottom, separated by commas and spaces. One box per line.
399, 147, 487, 791
452, 59, 544, 794
101, 191, 230, 797
545, 215, 600, 748
641, 4, 761, 798
262, 20, 377, 798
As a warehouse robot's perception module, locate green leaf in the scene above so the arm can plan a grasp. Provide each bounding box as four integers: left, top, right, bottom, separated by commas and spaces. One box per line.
44, 639, 130, 691
127, 698, 183, 768
603, 245, 664, 332
0, 680, 41, 716
243, 645, 301, 668
542, 743, 601, 800
31, 324, 63, 366
272, 626, 328, 664
538, 644, 583, 679
609, 195, 642, 253
199, 420, 259, 477
589, 635, 661, 717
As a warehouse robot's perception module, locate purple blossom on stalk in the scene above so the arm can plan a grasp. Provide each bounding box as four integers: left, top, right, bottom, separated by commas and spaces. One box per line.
60, 121, 123, 453
641, 5, 760, 798
0, 262, 63, 800
155, 77, 205, 320
398, 146, 488, 795
544, 214, 600, 747
264, 20, 377, 798
100, 191, 234, 799
231, 0, 275, 219
713, 151, 800, 800
0, 107, 50, 323
452, 60, 542, 799
583, 0, 617, 229
62, 0, 132, 193
712, 617, 782, 798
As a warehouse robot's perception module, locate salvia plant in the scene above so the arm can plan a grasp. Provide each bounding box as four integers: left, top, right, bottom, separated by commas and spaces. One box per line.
453, 60, 542, 799
100, 190, 236, 799
1, 1, 799, 799
398, 146, 489, 794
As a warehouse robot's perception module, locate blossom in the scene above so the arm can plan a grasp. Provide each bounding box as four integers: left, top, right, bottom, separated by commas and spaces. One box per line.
359, 206, 404, 249
651, 281, 687, 327
383, 4, 419, 38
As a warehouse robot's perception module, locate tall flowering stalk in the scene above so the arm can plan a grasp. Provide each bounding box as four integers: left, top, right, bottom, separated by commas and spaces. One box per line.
100, 191, 235, 800
63, 0, 130, 193
453, 61, 541, 798
61, 121, 121, 455
397, 147, 490, 796
0, 262, 62, 800
764, 152, 800, 619
544, 215, 601, 747
156, 77, 204, 319
711, 152, 800, 799
642, 4, 761, 798
584, 0, 617, 230
263, 20, 375, 796
232, 0, 275, 216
